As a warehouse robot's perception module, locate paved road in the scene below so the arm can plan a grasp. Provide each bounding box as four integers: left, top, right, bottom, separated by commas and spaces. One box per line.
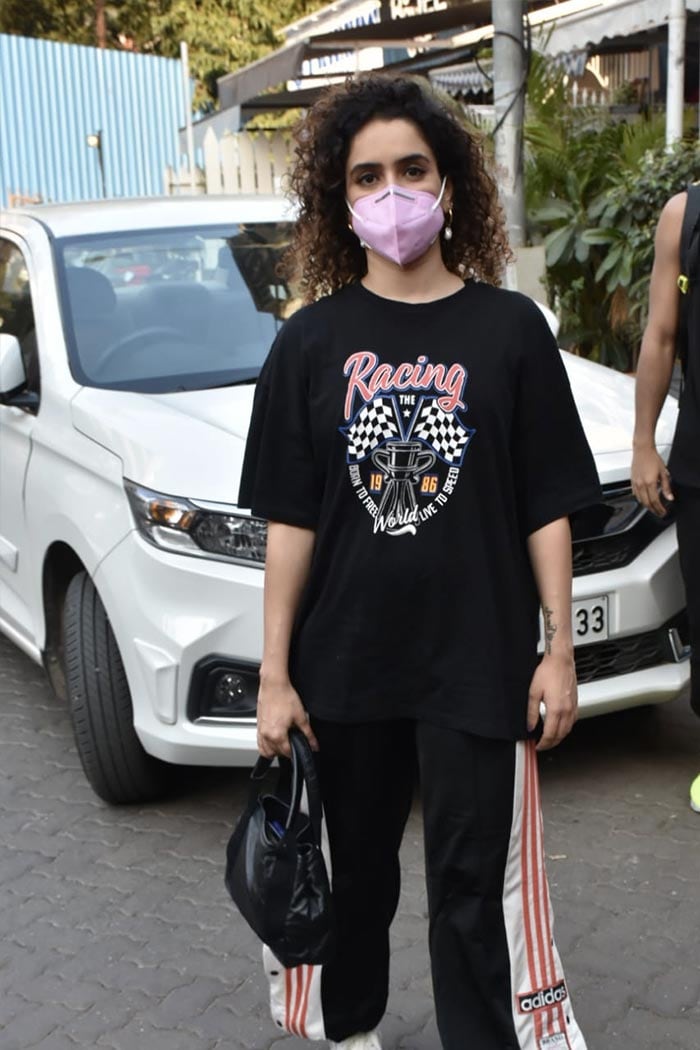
2, 632, 700, 1050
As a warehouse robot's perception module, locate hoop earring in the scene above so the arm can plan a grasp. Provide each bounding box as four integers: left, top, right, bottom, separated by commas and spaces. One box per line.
443, 206, 454, 242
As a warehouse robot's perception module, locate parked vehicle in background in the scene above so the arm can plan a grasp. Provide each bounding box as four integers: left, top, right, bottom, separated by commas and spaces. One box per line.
0, 198, 689, 803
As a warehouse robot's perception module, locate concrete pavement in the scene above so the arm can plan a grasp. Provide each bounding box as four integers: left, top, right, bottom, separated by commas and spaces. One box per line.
2, 633, 700, 1049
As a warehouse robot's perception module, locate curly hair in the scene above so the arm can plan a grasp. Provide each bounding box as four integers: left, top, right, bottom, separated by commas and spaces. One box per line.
282, 73, 512, 301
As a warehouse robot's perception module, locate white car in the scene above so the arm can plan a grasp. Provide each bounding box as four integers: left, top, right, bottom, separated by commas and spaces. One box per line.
0, 197, 689, 803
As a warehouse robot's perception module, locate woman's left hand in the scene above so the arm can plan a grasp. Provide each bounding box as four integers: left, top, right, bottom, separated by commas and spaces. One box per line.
527, 652, 578, 751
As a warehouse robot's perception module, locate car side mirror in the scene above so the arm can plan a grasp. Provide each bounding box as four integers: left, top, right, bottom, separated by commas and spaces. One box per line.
0, 333, 38, 410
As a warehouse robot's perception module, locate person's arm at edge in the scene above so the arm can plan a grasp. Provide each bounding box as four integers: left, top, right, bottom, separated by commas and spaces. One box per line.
631, 192, 684, 517
526, 517, 577, 751
257, 521, 319, 759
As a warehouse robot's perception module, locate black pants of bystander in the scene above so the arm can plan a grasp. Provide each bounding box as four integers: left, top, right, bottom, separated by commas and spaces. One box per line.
674, 483, 700, 716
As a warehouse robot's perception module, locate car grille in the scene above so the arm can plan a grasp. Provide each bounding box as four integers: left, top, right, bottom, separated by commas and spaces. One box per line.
571, 485, 673, 578
575, 613, 688, 684
572, 516, 667, 576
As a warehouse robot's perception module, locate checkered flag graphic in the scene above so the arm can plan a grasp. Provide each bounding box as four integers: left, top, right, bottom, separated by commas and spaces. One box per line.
344, 398, 400, 461
412, 400, 473, 465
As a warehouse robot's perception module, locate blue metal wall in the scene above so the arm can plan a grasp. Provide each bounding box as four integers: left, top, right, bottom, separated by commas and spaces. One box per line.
0, 34, 186, 207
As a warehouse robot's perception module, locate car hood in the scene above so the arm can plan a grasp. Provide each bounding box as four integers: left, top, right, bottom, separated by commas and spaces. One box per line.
562, 352, 677, 455
71, 353, 679, 502
71, 385, 256, 503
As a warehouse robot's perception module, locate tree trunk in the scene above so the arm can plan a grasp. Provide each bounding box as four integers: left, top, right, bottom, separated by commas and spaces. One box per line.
95, 0, 106, 49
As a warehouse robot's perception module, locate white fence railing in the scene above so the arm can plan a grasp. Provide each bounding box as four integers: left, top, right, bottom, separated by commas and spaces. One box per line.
569, 83, 610, 107
165, 128, 292, 196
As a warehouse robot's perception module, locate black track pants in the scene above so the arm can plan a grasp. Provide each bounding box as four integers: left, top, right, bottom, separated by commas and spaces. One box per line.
675, 485, 700, 715
262, 720, 587, 1050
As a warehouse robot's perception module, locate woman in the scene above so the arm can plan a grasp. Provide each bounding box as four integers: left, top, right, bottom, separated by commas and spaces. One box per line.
238, 74, 599, 1050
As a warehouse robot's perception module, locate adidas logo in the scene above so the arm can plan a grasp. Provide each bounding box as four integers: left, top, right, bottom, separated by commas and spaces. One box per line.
517, 980, 568, 1013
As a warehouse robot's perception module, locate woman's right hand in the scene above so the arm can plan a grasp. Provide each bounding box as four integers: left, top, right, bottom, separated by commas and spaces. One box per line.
256, 675, 319, 759
631, 445, 674, 517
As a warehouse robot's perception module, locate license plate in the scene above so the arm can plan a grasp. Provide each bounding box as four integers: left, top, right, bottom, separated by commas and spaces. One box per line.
538, 595, 609, 653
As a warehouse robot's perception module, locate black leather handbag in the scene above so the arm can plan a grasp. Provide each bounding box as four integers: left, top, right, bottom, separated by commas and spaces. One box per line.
224, 728, 335, 967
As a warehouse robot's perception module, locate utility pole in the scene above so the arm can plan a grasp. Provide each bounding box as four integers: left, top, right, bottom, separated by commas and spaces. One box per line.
492, 0, 526, 285
666, 0, 686, 147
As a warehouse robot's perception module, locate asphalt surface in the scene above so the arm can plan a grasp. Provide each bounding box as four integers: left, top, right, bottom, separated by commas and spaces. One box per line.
2, 632, 700, 1050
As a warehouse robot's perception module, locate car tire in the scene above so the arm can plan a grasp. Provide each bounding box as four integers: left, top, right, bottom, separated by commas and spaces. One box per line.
63, 572, 170, 804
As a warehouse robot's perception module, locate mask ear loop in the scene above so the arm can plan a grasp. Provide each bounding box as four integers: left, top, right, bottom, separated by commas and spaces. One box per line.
431, 176, 448, 211
346, 199, 368, 248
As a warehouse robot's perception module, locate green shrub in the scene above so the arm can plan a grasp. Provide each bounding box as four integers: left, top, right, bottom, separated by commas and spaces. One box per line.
586, 142, 700, 367
525, 55, 700, 370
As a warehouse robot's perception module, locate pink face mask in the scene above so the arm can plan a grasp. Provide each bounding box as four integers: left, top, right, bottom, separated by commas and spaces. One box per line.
348, 177, 447, 267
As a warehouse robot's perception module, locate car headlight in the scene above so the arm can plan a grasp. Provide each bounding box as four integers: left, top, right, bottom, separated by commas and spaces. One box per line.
124, 480, 267, 565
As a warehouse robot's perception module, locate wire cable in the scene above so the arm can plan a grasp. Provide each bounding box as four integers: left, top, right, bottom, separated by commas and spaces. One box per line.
487, 13, 532, 139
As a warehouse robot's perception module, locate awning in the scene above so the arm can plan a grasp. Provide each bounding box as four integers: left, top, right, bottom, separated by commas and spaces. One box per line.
216, 1, 495, 109
430, 49, 588, 98
446, 0, 700, 57
430, 61, 492, 98
535, 0, 700, 56
431, 0, 700, 99
237, 45, 478, 116
218, 39, 338, 109
217, 0, 700, 113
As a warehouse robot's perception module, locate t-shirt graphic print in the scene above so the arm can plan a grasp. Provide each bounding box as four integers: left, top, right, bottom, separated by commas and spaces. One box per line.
340, 351, 475, 536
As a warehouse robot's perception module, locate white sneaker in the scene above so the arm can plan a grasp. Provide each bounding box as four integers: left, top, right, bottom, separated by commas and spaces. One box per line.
328, 1031, 382, 1050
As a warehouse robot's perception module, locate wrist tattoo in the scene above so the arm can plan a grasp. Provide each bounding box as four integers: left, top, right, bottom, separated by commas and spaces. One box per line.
543, 605, 558, 655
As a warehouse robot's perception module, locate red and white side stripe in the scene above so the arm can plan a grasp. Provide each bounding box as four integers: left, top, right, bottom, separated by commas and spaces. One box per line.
264, 949, 326, 1040
503, 740, 588, 1050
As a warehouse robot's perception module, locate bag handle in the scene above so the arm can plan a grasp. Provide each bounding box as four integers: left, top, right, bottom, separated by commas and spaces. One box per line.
289, 728, 323, 846
245, 730, 322, 845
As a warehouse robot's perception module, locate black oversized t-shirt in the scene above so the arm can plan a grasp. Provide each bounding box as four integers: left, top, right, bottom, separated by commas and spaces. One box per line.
238, 281, 601, 740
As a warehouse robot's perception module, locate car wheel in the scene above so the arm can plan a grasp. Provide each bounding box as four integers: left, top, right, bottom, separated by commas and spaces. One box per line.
63, 572, 170, 804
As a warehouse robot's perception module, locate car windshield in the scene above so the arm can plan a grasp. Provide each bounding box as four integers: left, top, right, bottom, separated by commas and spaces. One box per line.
55, 223, 299, 393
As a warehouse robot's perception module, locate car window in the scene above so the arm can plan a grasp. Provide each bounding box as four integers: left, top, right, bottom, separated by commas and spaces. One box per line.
0, 238, 40, 399
55, 223, 301, 394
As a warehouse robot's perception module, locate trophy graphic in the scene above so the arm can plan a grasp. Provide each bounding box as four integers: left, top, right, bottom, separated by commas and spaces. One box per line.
371, 440, 436, 534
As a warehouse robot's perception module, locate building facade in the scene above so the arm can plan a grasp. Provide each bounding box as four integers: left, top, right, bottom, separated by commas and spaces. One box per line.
0, 33, 186, 208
